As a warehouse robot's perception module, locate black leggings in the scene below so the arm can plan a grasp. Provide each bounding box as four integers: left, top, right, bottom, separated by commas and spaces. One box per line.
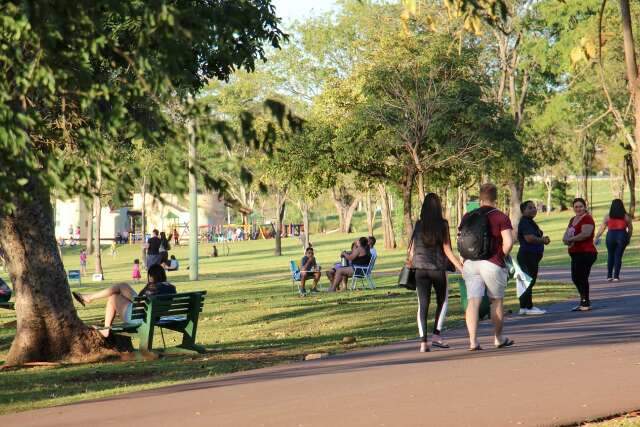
517, 250, 542, 309
606, 230, 628, 279
415, 269, 447, 342
570, 252, 597, 306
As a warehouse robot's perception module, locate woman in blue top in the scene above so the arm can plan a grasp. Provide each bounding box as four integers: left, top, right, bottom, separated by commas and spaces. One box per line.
517, 201, 551, 315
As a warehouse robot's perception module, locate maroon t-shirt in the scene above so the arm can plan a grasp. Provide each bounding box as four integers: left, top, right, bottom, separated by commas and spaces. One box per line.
460, 207, 513, 267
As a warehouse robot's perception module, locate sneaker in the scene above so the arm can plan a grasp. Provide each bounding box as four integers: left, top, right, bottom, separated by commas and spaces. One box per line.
607, 277, 613, 282
526, 307, 546, 315
578, 305, 592, 311
571, 305, 582, 312
310, 288, 320, 293
518, 308, 528, 315
613, 278, 620, 282
299, 289, 307, 297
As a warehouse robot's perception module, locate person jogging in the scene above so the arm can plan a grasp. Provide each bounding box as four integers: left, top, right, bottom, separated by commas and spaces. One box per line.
458, 183, 514, 351
408, 193, 463, 353
594, 199, 633, 282
563, 198, 597, 311
517, 200, 551, 315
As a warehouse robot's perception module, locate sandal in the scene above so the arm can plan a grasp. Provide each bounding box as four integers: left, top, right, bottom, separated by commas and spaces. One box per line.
72, 292, 86, 307
432, 341, 450, 349
468, 345, 483, 351
496, 338, 514, 348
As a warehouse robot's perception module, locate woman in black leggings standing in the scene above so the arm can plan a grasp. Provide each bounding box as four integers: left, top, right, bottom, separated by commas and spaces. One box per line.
409, 193, 463, 353
563, 198, 597, 311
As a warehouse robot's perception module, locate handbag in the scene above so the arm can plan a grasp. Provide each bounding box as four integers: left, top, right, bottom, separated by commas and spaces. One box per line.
398, 237, 416, 290
398, 265, 416, 290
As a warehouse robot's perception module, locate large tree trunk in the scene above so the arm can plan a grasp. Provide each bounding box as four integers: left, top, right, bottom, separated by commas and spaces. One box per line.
625, 153, 637, 217
85, 200, 94, 255
508, 178, 524, 230
0, 180, 116, 365
377, 184, 397, 249
274, 192, 286, 256
365, 189, 375, 236
331, 187, 361, 233
618, 0, 640, 184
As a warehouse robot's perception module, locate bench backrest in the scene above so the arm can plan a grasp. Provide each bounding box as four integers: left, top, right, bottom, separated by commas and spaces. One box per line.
130, 291, 206, 323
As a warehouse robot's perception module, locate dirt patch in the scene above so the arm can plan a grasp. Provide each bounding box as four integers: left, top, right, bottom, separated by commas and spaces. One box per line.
63, 369, 157, 383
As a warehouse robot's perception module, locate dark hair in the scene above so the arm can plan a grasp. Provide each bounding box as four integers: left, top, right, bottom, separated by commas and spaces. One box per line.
419, 193, 448, 247
134, 259, 139, 264
170, 255, 176, 260
152, 229, 159, 236
160, 231, 167, 239
147, 264, 167, 284
520, 200, 534, 214
572, 198, 587, 208
368, 236, 377, 247
479, 183, 498, 203
305, 247, 314, 252
609, 199, 627, 219
358, 236, 369, 249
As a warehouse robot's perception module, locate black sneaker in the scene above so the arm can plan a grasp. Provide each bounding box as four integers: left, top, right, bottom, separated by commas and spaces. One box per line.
299, 289, 307, 297
310, 288, 320, 293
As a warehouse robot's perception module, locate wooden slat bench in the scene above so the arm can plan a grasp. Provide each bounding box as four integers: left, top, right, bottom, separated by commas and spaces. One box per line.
0, 302, 14, 310
111, 291, 207, 353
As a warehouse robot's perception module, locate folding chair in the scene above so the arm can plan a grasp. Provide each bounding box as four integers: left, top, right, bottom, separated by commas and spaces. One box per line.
350, 254, 377, 290
289, 260, 302, 294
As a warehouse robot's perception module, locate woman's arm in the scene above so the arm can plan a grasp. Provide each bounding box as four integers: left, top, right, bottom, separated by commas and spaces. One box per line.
568, 224, 595, 243
344, 248, 362, 262
443, 241, 463, 273
523, 234, 545, 245
595, 216, 608, 241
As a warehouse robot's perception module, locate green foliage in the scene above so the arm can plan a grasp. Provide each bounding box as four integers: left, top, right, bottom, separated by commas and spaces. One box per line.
0, 0, 286, 213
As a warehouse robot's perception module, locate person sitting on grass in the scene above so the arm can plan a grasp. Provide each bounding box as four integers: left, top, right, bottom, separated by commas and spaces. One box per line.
299, 247, 321, 295
72, 264, 176, 338
162, 255, 179, 271
329, 237, 371, 292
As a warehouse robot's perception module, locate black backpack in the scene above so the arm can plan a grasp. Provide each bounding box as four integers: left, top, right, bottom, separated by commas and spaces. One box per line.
457, 208, 495, 260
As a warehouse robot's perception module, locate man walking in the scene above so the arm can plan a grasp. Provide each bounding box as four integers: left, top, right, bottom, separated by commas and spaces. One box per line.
146, 229, 163, 268
458, 184, 514, 350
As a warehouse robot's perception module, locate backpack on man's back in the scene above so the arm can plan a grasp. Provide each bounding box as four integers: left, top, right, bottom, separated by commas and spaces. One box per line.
457, 208, 495, 260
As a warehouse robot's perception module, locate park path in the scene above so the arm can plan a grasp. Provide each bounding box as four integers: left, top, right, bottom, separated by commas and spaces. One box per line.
3, 268, 640, 427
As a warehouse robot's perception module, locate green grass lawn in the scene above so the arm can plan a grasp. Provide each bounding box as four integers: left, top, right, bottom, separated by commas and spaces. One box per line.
0, 177, 637, 414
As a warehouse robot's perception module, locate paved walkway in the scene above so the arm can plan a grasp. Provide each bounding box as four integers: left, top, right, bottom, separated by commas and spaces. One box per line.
3, 268, 640, 427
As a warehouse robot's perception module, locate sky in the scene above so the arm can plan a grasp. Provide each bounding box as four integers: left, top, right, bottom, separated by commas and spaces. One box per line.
272, 0, 339, 24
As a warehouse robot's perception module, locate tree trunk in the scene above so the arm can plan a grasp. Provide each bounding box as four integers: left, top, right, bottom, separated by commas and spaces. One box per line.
625, 153, 637, 217
545, 176, 553, 216
85, 200, 94, 255
456, 186, 464, 226
377, 184, 396, 249
344, 197, 360, 234
274, 192, 286, 256
140, 177, 147, 269
365, 189, 375, 236
508, 178, 524, 230
0, 179, 116, 365
331, 188, 361, 233
417, 172, 425, 205
94, 196, 103, 275
301, 202, 310, 249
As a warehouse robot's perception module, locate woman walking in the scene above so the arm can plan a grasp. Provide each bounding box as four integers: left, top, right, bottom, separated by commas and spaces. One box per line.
563, 198, 597, 311
159, 231, 171, 265
595, 199, 633, 282
408, 193, 463, 352
517, 201, 551, 315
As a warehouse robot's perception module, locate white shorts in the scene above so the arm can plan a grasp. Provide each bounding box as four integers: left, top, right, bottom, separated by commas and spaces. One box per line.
463, 260, 508, 299
123, 292, 143, 325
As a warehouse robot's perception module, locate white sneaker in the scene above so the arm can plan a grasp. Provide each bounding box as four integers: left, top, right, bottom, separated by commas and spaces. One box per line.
526, 307, 546, 315
518, 308, 528, 315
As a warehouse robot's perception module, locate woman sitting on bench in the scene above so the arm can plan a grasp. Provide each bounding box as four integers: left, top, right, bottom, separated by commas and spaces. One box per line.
72, 264, 176, 337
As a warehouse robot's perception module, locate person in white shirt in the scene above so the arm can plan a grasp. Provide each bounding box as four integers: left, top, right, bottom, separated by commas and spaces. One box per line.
368, 236, 377, 259
163, 255, 179, 271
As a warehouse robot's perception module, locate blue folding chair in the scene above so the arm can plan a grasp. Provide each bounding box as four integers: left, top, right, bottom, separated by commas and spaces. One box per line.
350, 254, 377, 290
289, 260, 302, 294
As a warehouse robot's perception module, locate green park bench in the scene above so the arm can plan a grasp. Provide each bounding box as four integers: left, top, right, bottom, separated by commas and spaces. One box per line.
110, 291, 207, 353
0, 301, 14, 310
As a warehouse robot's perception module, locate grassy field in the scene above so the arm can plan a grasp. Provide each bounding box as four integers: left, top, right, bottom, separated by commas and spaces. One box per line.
0, 177, 637, 414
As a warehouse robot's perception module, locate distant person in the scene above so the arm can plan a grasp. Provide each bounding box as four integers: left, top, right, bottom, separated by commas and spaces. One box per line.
110, 240, 117, 258
409, 193, 463, 353
211, 245, 219, 257
132, 259, 141, 282
458, 183, 514, 351
517, 201, 551, 315
329, 237, 370, 292
563, 198, 597, 311
173, 228, 180, 246
163, 255, 179, 271
73, 264, 176, 338
146, 229, 163, 267
79, 249, 88, 276
159, 231, 170, 264
595, 199, 633, 281
368, 236, 378, 259
299, 247, 321, 295
74, 226, 81, 242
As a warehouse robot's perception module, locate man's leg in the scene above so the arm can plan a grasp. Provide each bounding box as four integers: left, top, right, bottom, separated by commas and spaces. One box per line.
490, 298, 505, 345
312, 272, 321, 290
465, 298, 482, 349
300, 274, 307, 292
